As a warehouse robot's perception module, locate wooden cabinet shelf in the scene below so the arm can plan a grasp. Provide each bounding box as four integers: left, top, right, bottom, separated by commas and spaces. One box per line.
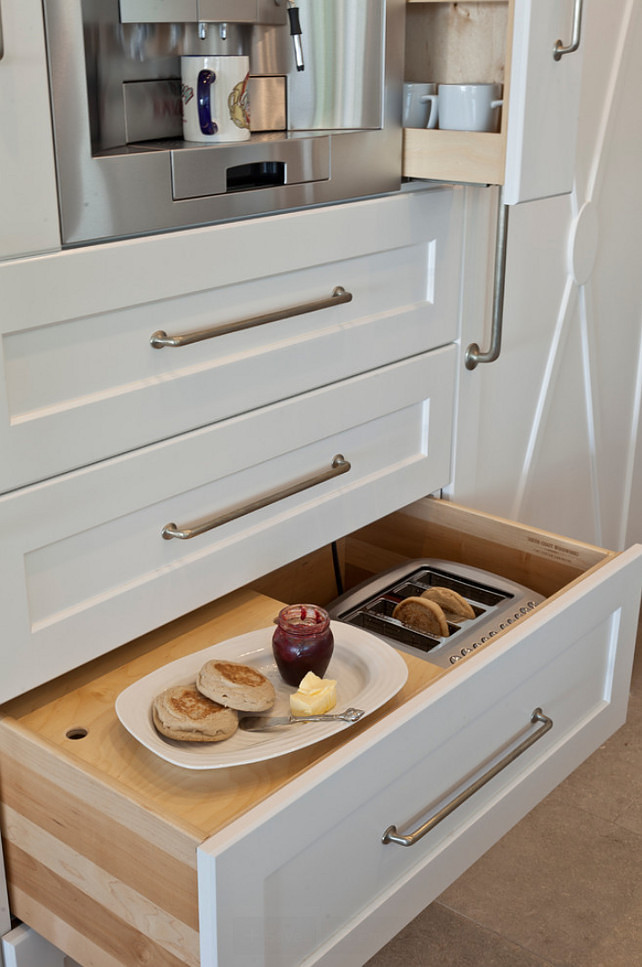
403, 127, 505, 185
403, 0, 513, 186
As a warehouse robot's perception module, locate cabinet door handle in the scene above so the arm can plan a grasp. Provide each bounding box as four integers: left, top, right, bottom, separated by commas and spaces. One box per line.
150, 286, 352, 348
553, 0, 584, 60
0, 1, 4, 61
465, 187, 509, 370
161, 454, 351, 540
382, 708, 553, 848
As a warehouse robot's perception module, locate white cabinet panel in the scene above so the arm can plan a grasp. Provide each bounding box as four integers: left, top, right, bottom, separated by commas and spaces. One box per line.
453, 3, 641, 548
0, 349, 456, 701
197, 541, 642, 967
2, 924, 80, 967
0, 1, 60, 259
0, 834, 9, 941
0, 187, 461, 493
505, 0, 585, 204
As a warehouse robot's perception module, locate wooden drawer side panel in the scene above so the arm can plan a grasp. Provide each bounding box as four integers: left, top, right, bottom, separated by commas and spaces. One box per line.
0, 759, 198, 929
4, 842, 195, 967
344, 498, 610, 598
0, 736, 200, 966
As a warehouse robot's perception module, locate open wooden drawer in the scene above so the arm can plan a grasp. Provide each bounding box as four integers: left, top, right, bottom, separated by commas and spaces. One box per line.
0, 499, 640, 967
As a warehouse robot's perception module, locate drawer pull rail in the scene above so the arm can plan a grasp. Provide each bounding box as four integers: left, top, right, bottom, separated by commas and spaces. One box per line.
554, 0, 583, 60
465, 186, 508, 370
150, 286, 352, 348
382, 708, 553, 847
162, 454, 351, 540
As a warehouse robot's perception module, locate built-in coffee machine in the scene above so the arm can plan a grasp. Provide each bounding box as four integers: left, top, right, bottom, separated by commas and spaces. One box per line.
42, 0, 405, 245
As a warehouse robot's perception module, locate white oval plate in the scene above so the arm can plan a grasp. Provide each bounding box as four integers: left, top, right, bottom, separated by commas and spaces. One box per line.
115, 622, 407, 769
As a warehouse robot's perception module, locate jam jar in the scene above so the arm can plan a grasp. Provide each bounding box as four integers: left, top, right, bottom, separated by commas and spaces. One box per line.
272, 604, 334, 687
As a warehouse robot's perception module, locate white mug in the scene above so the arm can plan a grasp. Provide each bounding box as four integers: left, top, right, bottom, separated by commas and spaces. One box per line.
403, 82, 438, 129
437, 83, 503, 132
181, 55, 251, 143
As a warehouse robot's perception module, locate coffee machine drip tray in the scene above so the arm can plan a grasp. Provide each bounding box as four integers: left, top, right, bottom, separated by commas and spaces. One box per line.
327, 560, 544, 669
170, 132, 330, 199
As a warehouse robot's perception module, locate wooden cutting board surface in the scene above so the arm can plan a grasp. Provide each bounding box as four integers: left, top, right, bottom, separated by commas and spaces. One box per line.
0, 588, 445, 843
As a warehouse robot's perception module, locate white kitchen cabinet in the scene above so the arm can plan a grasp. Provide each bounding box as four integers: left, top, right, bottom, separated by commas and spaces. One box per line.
0, 185, 463, 703
1, 499, 640, 967
0, 347, 456, 702
0, 0, 60, 259
0, 2, 638, 964
2, 924, 80, 967
0, 188, 462, 494
503, 0, 585, 203
404, 0, 585, 203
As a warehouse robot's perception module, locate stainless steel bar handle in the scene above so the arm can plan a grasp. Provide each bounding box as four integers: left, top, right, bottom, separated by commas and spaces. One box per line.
553, 0, 584, 60
150, 286, 352, 349
465, 186, 509, 370
382, 708, 553, 848
0, 1, 4, 61
162, 454, 351, 540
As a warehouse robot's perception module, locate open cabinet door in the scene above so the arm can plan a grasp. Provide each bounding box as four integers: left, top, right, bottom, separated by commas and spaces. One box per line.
504, 0, 585, 203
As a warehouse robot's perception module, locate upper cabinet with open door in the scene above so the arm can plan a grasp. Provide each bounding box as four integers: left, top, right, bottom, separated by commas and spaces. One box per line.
403, 0, 585, 203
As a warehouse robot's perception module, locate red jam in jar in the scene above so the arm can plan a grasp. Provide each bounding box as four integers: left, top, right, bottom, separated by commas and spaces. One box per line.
272, 604, 334, 687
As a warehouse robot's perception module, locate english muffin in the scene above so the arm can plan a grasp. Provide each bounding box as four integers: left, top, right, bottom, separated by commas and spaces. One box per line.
421, 586, 476, 621
152, 684, 238, 743
392, 596, 450, 637
197, 659, 276, 712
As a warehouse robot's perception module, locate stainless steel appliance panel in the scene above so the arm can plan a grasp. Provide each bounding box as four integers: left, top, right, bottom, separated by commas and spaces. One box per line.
287, 0, 385, 130
42, 0, 405, 245
170, 133, 330, 198
328, 560, 545, 669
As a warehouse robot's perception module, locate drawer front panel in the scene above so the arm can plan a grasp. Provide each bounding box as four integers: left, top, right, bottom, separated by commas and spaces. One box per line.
0, 349, 455, 700
0, 188, 462, 493
198, 546, 642, 967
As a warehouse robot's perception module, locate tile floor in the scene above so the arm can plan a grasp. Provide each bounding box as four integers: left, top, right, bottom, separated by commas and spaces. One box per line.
366, 617, 642, 967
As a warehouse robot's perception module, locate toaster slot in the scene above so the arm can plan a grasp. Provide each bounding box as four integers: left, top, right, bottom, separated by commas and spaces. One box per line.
392, 582, 484, 618
346, 609, 443, 654
396, 568, 509, 609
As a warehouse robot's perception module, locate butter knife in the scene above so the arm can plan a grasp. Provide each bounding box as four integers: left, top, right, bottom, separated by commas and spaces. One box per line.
239, 707, 365, 732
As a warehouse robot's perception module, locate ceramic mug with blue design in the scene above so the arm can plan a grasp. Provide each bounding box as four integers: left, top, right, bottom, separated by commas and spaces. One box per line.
181, 55, 251, 143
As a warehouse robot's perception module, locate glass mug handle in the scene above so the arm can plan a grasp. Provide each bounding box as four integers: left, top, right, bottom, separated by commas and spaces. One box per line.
197, 69, 218, 135
421, 93, 438, 130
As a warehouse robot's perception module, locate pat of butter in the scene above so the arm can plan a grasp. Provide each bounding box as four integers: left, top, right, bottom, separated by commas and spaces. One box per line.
290, 671, 337, 716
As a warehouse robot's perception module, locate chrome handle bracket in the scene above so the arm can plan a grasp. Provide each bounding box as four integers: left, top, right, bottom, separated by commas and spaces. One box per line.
150, 286, 352, 349
161, 454, 351, 540
465, 186, 509, 371
553, 0, 584, 61
382, 708, 553, 848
